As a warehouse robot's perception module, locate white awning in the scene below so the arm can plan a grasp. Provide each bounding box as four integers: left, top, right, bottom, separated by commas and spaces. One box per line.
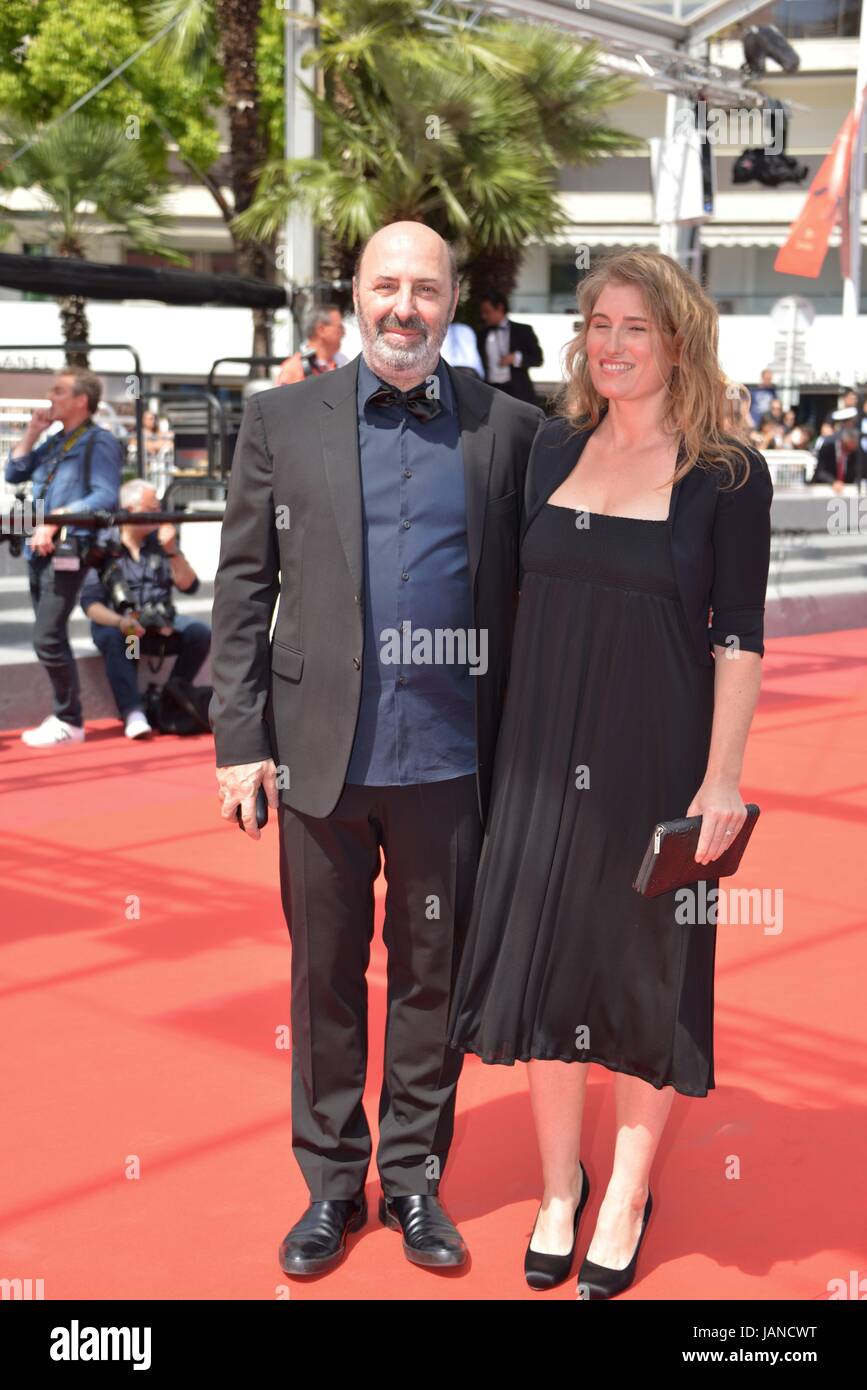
700, 226, 830, 249
546, 225, 854, 250
546, 227, 660, 249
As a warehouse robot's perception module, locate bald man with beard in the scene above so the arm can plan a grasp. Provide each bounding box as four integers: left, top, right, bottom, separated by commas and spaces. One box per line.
210, 221, 545, 1278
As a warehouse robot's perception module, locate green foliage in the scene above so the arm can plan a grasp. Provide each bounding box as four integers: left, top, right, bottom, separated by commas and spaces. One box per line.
0, 0, 220, 179
0, 110, 189, 263
258, 0, 290, 157
240, 0, 643, 258
0, 0, 647, 283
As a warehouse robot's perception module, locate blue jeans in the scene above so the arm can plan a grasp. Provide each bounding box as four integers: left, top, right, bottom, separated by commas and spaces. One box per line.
90, 614, 211, 720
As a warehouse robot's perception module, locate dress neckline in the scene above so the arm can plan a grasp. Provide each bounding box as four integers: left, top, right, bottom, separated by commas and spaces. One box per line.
542, 416, 681, 524
544, 503, 669, 524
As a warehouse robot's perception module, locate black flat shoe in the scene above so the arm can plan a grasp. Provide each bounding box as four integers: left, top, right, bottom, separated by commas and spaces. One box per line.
524, 1159, 591, 1291
278, 1192, 367, 1276
379, 1192, 468, 1268
577, 1189, 653, 1300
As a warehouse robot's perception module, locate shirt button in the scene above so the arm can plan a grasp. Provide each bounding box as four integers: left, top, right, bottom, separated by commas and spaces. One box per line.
402, 519, 411, 529
403, 468, 412, 478
401, 571, 409, 581
398, 675, 407, 686
352, 656, 360, 669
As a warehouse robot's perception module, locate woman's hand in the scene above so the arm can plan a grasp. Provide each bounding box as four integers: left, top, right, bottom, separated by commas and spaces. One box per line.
685, 778, 747, 864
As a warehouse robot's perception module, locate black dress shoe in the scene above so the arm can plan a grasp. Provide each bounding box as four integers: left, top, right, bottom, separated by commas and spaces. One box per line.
524, 1159, 591, 1291
577, 1189, 653, 1299
379, 1192, 468, 1268
278, 1192, 367, 1276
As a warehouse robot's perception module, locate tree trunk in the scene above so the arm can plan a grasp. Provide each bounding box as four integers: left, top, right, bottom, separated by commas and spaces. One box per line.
58, 296, 91, 367
215, 0, 273, 374
319, 228, 356, 315
56, 237, 90, 365
464, 246, 524, 330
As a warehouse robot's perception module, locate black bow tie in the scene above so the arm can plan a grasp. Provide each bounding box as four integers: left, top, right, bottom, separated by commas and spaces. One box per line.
368, 380, 443, 423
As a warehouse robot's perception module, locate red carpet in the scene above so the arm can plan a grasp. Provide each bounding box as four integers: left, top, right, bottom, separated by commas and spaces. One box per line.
1, 628, 865, 1301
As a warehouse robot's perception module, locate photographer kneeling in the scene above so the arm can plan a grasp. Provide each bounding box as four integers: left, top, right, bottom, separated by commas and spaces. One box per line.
80, 479, 211, 739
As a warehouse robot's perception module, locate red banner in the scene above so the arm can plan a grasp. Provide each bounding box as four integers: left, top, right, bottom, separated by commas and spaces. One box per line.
775, 108, 856, 278
839, 82, 867, 278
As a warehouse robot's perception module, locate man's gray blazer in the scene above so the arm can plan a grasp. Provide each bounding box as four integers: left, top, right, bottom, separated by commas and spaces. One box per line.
209, 351, 545, 821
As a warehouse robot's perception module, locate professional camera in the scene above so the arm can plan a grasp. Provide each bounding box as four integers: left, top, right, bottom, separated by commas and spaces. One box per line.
99, 556, 176, 631
80, 528, 123, 572
88, 540, 136, 619
100, 554, 181, 655
137, 598, 176, 631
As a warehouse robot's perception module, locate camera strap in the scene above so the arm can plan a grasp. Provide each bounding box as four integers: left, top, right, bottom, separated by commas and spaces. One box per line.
34, 418, 96, 503
80, 428, 96, 498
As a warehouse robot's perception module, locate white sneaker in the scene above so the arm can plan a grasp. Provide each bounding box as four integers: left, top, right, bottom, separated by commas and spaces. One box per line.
21, 714, 86, 747
124, 709, 153, 740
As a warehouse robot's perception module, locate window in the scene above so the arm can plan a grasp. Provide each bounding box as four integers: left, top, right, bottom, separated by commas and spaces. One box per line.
717, 1, 861, 40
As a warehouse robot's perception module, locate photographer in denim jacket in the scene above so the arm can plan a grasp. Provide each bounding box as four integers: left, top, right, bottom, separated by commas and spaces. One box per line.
5, 368, 122, 747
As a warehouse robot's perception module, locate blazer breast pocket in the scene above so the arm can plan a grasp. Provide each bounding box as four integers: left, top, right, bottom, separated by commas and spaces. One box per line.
271, 639, 304, 682
487, 489, 518, 513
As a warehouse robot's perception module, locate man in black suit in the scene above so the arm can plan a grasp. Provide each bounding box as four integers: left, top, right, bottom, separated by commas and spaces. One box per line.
810, 427, 865, 488
476, 289, 544, 405
210, 221, 544, 1277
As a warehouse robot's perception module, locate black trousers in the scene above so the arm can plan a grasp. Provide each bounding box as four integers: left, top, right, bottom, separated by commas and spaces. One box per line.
277, 774, 483, 1199
27, 555, 87, 727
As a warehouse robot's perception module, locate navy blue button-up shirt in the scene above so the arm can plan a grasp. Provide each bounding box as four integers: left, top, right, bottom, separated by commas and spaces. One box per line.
345, 354, 477, 785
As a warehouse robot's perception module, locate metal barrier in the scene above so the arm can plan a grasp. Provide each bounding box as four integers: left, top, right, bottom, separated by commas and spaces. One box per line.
0, 343, 245, 485
146, 388, 229, 484
0, 341, 145, 475
206, 354, 286, 393
207, 355, 287, 472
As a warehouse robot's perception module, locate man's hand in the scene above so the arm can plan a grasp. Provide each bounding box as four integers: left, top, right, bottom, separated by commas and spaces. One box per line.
499, 353, 517, 367
30, 523, 59, 556
118, 614, 146, 639
216, 759, 280, 840
157, 521, 177, 552
28, 406, 53, 437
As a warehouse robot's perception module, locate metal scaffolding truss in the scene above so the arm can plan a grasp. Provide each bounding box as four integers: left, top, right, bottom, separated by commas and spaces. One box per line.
420, 0, 803, 112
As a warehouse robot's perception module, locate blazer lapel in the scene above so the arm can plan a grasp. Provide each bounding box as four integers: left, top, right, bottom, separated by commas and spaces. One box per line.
668, 435, 688, 531
521, 421, 594, 544
445, 360, 494, 591
320, 353, 364, 596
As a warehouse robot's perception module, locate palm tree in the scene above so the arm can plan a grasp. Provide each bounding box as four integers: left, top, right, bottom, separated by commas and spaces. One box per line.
459, 21, 646, 311
143, 0, 274, 364
0, 111, 186, 365
232, 0, 643, 322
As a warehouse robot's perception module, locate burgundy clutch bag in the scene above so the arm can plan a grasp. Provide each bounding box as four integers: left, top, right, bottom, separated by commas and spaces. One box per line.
632, 804, 760, 898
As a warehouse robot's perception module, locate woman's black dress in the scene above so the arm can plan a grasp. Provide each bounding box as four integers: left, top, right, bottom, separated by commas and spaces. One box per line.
446, 489, 719, 1098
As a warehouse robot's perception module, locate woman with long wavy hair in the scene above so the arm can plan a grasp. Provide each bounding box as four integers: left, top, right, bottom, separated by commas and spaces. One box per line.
447, 248, 773, 1298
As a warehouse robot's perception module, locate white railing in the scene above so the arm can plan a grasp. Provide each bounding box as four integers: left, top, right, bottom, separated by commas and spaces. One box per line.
761, 450, 813, 488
